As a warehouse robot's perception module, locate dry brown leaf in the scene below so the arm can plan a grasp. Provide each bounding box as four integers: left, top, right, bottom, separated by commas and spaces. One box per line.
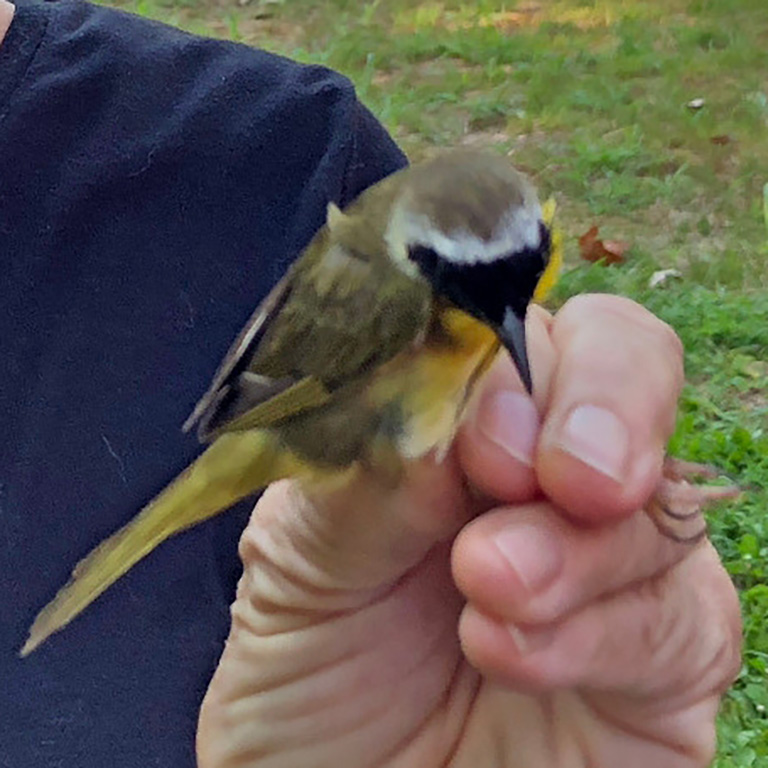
578, 225, 629, 265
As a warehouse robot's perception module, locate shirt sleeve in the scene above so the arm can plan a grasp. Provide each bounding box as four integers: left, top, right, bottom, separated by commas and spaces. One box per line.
340, 100, 409, 206
0, 2, 406, 767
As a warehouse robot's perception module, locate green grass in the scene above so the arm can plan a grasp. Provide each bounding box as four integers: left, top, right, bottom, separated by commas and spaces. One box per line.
101, 0, 767, 761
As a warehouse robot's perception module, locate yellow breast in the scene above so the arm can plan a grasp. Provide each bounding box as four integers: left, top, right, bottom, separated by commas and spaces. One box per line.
369, 307, 499, 460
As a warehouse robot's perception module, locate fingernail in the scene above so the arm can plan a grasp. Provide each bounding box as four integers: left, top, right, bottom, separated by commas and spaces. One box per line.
493, 524, 563, 594
477, 391, 539, 466
557, 405, 629, 482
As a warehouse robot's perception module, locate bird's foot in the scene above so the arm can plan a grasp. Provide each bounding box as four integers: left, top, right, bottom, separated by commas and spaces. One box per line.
646, 458, 742, 544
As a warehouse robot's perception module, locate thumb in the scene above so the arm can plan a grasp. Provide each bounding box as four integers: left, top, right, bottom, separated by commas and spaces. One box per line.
239, 459, 468, 616
198, 464, 470, 768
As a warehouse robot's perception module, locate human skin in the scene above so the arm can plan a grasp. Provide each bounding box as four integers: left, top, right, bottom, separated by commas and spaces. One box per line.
0, 0, 14, 44
197, 295, 742, 768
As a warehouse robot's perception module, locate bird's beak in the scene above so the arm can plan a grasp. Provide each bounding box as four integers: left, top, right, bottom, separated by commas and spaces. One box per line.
496, 307, 532, 394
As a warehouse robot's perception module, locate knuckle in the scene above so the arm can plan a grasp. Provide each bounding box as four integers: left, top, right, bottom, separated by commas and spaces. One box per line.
640, 547, 743, 696
653, 319, 685, 384
555, 294, 683, 363
703, 553, 744, 690
637, 576, 677, 655
712, 625, 743, 693
559, 294, 686, 399
692, 591, 743, 697
556, 293, 643, 326
551, 293, 602, 331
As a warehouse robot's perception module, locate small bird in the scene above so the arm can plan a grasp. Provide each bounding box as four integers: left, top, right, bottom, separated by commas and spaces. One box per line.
21, 150, 730, 656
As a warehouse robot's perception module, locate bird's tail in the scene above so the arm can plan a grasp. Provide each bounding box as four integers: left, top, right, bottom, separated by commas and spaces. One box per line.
21, 429, 295, 656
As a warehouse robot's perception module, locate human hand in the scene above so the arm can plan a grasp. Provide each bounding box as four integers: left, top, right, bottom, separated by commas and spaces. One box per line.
197, 295, 741, 768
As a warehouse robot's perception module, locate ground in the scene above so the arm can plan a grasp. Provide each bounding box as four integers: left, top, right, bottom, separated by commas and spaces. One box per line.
99, 0, 768, 762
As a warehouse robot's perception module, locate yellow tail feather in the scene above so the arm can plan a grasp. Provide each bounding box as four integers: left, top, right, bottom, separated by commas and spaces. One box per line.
21, 429, 293, 656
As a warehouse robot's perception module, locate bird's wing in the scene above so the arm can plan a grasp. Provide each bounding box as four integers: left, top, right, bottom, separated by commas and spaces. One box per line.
183, 274, 293, 435
186, 239, 431, 440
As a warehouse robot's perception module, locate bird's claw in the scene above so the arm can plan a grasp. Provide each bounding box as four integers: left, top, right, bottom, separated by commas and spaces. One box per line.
646, 458, 742, 544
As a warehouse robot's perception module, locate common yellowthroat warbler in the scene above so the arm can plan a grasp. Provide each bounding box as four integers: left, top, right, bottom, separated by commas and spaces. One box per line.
22, 150, 732, 656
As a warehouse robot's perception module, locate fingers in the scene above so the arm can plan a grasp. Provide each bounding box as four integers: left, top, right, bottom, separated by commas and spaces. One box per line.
459, 294, 684, 525
536, 294, 685, 523
453, 503, 741, 703
453, 503, 690, 627
456, 305, 556, 502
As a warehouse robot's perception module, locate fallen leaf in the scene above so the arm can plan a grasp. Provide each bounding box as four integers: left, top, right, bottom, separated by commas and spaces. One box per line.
578, 225, 629, 265
603, 240, 629, 261
710, 134, 732, 145
649, 268, 682, 288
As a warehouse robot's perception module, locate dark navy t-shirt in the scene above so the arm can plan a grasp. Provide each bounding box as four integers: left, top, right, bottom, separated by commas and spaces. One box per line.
0, 1, 406, 764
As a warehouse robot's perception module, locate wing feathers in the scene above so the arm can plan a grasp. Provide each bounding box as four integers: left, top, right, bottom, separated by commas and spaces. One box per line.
183, 275, 293, 435
204, 376, 331, 438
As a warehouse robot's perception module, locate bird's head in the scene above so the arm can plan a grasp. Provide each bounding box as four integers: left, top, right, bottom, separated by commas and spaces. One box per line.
384, 150, 561, 394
